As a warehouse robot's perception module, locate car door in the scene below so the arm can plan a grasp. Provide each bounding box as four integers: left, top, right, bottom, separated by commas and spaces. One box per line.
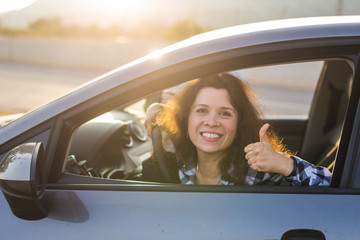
1, 35, 360, 240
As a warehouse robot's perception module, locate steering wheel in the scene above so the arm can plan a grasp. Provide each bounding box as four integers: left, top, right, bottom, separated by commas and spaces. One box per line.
151, 126, 172, 182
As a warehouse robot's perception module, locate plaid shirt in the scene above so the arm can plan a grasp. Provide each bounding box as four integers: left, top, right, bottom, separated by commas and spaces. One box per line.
178, 156, 332, 186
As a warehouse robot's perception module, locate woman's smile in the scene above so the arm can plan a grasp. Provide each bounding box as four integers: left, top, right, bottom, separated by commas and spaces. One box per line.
200, 131, 222, 142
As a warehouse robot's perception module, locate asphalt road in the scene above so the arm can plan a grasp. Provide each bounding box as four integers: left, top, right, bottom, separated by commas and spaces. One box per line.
253, 84, 313, 117
0, 61, 313, 117
0, 61, 104, 114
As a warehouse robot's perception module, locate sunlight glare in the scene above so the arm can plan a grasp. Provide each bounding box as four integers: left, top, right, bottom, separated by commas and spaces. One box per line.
99, 0, 141, 9
90, 112, 121, 124
0, 0, 36, 13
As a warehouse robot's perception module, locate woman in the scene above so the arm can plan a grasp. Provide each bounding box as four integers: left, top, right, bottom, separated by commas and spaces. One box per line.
142, 73, 332, 186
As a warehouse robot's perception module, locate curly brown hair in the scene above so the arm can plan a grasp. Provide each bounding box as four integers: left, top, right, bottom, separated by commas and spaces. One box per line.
157, 73, 286, 184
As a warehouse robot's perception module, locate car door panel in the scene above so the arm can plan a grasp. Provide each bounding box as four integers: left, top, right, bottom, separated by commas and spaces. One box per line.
1, 188, 360, 240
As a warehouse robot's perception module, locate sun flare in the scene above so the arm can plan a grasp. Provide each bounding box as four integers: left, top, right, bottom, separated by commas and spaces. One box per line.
0, 0, 36, 13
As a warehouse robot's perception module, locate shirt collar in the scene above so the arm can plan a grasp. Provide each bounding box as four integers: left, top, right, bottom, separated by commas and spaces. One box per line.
178, 158, 234, 185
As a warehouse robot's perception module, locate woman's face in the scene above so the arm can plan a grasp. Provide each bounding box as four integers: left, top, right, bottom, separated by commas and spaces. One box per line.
188, 87, 238, 157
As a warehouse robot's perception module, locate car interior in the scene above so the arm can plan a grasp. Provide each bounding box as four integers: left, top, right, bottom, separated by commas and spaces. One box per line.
62, 58, 354, 185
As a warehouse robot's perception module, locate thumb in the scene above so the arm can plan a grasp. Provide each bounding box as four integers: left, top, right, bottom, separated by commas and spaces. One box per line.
259, 123, 270, 142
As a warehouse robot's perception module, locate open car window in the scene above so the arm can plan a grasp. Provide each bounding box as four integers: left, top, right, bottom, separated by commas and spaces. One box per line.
62, 59, 353, 187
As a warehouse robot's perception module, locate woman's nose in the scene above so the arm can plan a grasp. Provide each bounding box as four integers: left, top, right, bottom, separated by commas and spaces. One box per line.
204, 113, 219, 126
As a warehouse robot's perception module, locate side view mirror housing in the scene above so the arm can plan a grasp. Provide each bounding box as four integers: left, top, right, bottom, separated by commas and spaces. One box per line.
281, 229, 326, 240
0, 142, 47, 220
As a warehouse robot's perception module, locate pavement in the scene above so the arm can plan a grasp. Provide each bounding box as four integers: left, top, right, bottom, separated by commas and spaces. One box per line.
0, 61, 104, 114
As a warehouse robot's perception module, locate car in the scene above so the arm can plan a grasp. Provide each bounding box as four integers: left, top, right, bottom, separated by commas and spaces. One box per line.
1, 16, 360, 239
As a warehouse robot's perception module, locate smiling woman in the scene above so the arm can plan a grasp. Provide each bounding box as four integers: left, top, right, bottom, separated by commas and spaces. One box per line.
0, 0, 36, 13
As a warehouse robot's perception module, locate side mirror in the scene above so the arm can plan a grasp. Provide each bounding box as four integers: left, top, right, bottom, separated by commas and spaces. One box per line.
281, 229, 326, 240
0, 142, 47, 220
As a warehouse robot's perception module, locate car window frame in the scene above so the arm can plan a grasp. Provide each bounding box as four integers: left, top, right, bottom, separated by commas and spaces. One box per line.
44, 40, 360, 193
335, 58, 360, 188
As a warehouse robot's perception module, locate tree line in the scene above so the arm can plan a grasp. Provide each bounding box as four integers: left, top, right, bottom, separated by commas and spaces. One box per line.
0, 17, 210, 41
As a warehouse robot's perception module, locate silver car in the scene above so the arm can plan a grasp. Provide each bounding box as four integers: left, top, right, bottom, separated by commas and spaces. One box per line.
1, 16, 360, 240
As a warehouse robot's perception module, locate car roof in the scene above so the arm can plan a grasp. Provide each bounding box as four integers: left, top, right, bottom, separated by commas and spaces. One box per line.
1, 15, 360, 144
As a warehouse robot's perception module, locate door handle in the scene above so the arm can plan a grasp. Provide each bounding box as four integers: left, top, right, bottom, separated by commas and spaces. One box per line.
281, 229, 326, 240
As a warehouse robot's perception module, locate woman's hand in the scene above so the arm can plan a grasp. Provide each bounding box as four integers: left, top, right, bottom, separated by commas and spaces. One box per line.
244, 123, 294, 176
144, 103, 164, 137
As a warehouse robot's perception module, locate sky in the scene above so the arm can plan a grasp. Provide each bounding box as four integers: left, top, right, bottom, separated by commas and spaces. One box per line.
0, 0, 36, 13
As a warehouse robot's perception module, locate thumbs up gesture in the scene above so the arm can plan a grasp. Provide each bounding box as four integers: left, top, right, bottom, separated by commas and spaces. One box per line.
244, 123, 294, 176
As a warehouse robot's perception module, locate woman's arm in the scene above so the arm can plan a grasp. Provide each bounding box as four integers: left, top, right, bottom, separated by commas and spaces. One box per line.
283, 156, 332, 186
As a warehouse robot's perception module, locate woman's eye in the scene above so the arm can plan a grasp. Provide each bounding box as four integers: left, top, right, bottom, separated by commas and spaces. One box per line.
220, 111, 232, 117
196, 108, 207, 114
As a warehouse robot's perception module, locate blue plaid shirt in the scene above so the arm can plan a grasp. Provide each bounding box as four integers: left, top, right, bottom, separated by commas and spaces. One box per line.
178, 156, 332, 186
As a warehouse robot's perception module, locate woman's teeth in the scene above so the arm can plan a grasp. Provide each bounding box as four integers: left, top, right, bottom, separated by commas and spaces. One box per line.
201, 132, 221, 138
